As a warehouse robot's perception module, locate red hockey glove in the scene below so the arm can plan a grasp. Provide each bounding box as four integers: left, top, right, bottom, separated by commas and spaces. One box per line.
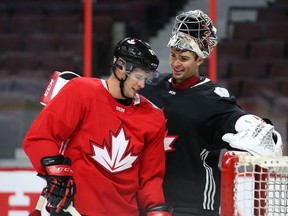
41, 154, 75, 213
146, 204, 173, 216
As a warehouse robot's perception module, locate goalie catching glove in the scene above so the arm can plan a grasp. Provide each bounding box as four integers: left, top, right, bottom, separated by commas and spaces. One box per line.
40, 154, 76, 213
222, 114, 283, 157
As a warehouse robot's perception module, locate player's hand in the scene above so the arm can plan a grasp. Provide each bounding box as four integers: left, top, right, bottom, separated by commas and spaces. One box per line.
41, 154, 76, 213
146, 204, 172, 216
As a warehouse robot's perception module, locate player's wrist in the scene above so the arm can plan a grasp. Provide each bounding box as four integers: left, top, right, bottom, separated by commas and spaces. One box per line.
146, 204, 173, 216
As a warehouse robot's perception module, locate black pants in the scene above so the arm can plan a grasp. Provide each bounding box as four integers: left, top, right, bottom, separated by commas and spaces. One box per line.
173, 206, 219, 216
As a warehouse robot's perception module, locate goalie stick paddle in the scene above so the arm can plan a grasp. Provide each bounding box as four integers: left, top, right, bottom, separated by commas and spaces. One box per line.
29, 194, 81, 216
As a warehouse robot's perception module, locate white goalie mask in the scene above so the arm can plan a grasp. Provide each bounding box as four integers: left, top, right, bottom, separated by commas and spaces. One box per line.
168, 32, 205, 58
167, 10, 218, 58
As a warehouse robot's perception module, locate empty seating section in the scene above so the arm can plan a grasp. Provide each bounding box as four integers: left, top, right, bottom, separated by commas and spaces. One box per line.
218, 40, 249, 59
46, 14, 81, 34
265, 22, 288, 40
0, 0, 186, 79
216, 40, 250, 79
221, 0, 288, 133
229, 59, 268, 79
226, 78, 282, 98
256, 7, 288, 22
40, 51, 77, 74
249, 40, 286, 59
25, 34, 62, 51
231, 22, 265, 41
222, 1, 288, 102
0, 14, 9, 33
93, 15, 113, 42
3, 51, 39, 74
269, 60, 288, 78
0, 34, 24, 52
10, 14, 45, 34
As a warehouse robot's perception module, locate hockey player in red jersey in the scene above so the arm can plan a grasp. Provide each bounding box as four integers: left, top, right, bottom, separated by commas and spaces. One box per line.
23, 37, 172, 216
140, 10, 283, 216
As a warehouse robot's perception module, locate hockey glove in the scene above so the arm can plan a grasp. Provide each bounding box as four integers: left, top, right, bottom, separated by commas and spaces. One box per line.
222, 114, 283, 157
146, 204, 173, 216
41, 154, 75, 213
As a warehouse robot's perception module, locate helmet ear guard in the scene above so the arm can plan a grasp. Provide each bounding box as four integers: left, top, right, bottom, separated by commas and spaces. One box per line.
114, 63, 123, 71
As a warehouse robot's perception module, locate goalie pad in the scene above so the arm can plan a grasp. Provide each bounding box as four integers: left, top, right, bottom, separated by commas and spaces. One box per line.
222, 114, 283, 157
40, 71, 80, 106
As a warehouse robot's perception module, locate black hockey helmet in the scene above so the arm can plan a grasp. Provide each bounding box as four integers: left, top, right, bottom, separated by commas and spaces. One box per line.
113, 37, 159, 75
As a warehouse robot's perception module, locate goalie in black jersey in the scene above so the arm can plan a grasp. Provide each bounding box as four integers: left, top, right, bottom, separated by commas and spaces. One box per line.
140, 10, 283, 216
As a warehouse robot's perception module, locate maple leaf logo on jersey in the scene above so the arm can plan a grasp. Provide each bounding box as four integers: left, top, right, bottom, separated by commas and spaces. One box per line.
164, 130, 178, 152
89, 125, 139, 173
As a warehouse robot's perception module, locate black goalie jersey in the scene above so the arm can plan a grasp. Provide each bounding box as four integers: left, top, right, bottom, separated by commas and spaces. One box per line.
140, 73, 249, 211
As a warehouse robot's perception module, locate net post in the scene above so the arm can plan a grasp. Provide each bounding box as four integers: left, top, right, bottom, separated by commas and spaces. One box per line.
220, 151, 238, 216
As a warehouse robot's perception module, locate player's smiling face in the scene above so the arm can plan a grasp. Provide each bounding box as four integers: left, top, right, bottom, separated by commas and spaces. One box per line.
169, 47, 202, 84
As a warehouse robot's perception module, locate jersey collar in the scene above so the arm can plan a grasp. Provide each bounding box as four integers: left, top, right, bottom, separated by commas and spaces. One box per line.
170, 75, 200, 90
101, 79, 140, 105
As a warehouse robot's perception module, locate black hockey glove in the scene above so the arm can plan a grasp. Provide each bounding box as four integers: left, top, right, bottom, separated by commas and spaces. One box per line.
40, 154, 75, 213
146, 204, 173, 216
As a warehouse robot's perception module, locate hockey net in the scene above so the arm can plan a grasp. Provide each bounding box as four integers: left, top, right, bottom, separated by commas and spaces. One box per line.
220, 151, 288, 216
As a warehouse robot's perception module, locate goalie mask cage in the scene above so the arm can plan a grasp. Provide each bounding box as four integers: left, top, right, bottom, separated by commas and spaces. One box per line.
220, 151, 288, 216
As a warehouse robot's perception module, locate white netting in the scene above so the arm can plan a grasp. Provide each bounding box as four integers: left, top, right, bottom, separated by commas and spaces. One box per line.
234, 155, 288, 216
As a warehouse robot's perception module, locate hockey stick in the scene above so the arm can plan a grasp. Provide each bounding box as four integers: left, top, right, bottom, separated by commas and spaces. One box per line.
29, 194, 81, 216
30, 72, 81, 216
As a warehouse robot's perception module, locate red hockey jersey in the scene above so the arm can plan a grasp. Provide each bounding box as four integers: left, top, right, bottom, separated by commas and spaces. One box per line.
23, 77, 167, 216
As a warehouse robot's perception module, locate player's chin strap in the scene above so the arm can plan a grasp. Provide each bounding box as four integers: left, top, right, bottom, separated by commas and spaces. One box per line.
119, 76, 129, 99
112, 63, 132, 99
222, 114, 283, 157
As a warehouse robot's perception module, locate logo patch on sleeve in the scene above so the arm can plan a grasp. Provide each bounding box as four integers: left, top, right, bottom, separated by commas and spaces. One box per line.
214, 87, 230, 97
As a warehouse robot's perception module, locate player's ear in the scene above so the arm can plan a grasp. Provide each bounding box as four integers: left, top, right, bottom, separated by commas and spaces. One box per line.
196, 57, 204, 66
